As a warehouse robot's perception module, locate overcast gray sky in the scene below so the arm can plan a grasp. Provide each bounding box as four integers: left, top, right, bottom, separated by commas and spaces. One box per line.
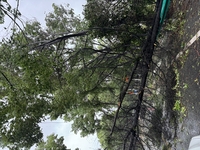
1, 0, 101, 150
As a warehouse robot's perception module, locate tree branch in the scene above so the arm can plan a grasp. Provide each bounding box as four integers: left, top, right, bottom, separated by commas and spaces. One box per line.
0, 70, 14, 89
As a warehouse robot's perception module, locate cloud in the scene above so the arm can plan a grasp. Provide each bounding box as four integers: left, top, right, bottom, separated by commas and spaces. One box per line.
39, 119, 101, 150
17, 0, 86, 23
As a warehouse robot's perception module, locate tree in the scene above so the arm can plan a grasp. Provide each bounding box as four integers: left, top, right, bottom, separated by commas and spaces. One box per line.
84, 0, 155, 40
35, 134, 68, 150
0, 3, 110, 148
0, 1, 166, 149
0, 3, 81, 149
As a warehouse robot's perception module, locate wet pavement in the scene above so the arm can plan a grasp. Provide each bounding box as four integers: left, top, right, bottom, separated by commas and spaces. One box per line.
174, 0, 200, 149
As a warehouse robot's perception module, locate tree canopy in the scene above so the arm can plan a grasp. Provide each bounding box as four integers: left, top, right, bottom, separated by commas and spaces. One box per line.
0, 0, 171, 149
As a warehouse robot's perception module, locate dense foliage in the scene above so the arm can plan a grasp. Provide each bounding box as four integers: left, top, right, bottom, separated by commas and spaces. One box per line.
0, 0, 168, 149
35, 134, 68, 150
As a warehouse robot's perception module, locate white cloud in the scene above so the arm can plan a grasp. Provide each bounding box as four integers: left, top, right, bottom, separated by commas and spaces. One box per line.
18, 0, 86, 22
39, 119, 101, 150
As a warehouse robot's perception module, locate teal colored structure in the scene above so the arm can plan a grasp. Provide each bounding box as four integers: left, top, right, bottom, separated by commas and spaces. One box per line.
157, 0, 171, 36
160, 0, 171, 26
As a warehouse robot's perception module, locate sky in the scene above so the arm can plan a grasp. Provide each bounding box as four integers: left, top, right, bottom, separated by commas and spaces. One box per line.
39, 119, 100, 150
1, 0, 101, 150
0, 0, 86, 38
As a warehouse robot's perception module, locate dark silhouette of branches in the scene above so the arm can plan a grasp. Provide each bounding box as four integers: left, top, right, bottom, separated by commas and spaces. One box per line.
107, 0, 164, 149
109, 59, 140, 137
34, 31, 88, 49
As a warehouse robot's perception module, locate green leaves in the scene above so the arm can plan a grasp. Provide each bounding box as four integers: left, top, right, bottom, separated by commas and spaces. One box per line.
2, 117, 43, 148
36, 134, 68, 150
0, 3, 90, 147
84, 0, 154, 40
45, 3, 81, 34
0, 1, 159, 149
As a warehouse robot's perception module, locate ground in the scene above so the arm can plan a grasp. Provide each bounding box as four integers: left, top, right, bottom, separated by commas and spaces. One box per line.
172, 0, 200, 149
